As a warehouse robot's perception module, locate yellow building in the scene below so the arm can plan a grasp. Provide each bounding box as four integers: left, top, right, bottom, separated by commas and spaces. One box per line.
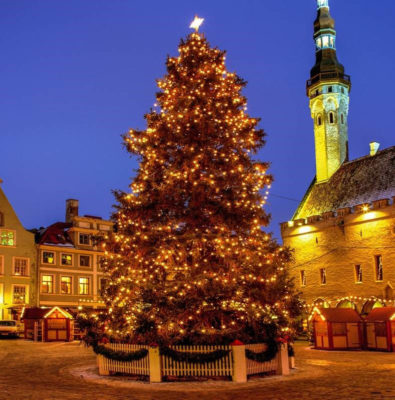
36, 199, 112, 311
281, 1, 395, 314
0, 180, 37, 320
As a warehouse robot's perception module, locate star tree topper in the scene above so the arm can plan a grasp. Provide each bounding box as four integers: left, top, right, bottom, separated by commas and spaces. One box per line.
190, 15, 204, 32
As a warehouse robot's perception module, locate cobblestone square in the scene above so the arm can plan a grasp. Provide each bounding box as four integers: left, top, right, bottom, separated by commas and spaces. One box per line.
1, 340, 394, 400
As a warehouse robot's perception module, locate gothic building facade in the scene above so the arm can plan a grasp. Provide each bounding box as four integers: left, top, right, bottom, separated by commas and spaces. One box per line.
281, 0, 395, 314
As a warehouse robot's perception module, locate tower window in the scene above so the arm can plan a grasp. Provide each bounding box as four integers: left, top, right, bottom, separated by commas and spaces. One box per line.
341, 87, 345, 94
341, 114, 344, 124
320, 268, 327, 285
329, 112, 334, 124
375, 255, 383, 281
316, 115, 322, 126
300, 270, 306, 287
328, 86, 333, 93
355, 265, 363, 283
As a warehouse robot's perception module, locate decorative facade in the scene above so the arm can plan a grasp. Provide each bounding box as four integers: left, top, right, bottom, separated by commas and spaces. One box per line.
36, 199, 112, 311
281, 0, 395, 314
0, 180, 37, 320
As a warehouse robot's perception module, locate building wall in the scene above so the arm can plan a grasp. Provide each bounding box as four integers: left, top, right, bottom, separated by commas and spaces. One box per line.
281, 200, 395, 311
0, 185, 36, 320
38, 216, 112, 310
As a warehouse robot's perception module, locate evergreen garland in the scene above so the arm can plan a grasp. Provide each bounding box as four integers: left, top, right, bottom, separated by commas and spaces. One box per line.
160, 346, 230, 364
93, 344, 148, 362
245, 340, 278, 363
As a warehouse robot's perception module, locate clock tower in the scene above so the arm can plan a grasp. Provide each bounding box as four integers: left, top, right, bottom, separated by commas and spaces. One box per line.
307, 0, 351, 183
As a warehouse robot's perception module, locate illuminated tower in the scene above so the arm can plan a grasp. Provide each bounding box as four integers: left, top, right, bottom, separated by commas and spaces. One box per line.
307, 0, 351, 183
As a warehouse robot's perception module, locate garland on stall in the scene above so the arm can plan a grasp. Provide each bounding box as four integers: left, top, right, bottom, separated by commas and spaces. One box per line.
245, 340, 278, 363
93, 344, 148, 362
160, 346, 231, 364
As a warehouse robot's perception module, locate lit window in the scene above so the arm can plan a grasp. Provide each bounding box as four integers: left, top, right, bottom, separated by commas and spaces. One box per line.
61, 253, 73, 266
375, 255, 383, 281
43, 251, 55, 264
315, 37, 322, 50
322, 36, 329, 48
41, 275, 54, 294
79, 277, 90, 295
61, 276, 72, 294
300, 270, 306, 287
13, 258, 29, 276
329, 36, 335, 48
79, 234, 90, 245
0, 230, 15, 246
13, 285, 27, 304
79, 255, 91, 267
329, 112, 334, 124
317, 0, 329, 8
355, 265, 363, 283
320, 268, 327, 285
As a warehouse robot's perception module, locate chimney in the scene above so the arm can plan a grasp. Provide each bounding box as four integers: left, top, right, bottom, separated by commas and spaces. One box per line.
65, 199, 79, 223
370, 142, 380, 156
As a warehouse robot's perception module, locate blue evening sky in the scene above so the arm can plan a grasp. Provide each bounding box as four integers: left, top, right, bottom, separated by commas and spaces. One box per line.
1, 0, 394, 240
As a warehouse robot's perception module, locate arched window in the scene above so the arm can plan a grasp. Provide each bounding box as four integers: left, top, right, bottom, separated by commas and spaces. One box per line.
328, 86, 333, 93
316, 115, 322, 126
341, 114, 344, 124
329, 112, 334, 124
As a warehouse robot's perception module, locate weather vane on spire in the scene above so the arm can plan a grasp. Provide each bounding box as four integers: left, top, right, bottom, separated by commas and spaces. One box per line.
190, 15, 204, 32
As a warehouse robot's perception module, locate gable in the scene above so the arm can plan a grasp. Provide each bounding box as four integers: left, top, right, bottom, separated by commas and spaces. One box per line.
0, 185, 26, 231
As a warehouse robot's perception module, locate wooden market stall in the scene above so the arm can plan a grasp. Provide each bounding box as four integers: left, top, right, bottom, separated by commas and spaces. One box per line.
364, 307, 395, 352
310, 307, 362, 350
21, 306, 74, 342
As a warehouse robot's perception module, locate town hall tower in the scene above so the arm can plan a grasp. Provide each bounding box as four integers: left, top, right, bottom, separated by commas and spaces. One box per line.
307, 0, 351, 183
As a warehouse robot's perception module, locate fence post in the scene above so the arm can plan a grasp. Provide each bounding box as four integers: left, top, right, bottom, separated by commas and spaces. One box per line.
149, 345, 162, 383
231, 340, 247, 383
276, 343, 290, 376
98, 355, 110, 376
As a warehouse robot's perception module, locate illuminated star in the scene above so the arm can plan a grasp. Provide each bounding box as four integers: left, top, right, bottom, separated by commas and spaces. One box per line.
190, 15, 204, 32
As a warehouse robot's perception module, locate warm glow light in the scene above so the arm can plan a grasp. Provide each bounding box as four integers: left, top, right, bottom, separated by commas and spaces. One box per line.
43, 306, 73, 319
309, 306, 326, 321
190, 15, 204, 32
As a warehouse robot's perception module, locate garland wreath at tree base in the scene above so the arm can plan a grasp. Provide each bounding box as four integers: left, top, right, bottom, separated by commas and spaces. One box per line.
244, 340, 278, 363
93, 343, 148, 362
159, 346, 230, 364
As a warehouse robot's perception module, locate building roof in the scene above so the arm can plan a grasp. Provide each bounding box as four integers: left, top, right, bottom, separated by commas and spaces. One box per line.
294, 146, 395, 219
36, 222, 74, 247
365, 307, 395, 322
311, 307, 362, 323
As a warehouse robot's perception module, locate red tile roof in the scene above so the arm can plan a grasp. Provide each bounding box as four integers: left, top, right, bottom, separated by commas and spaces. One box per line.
365, 307, 395, 322
36, 222, 73, 246
312, 308, 362, 322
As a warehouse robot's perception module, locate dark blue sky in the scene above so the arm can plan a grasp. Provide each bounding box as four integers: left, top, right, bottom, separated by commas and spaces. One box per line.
1, 0, 394, 240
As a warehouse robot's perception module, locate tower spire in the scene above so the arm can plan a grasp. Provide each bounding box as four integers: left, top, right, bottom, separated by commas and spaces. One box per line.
307, 0, 351, 183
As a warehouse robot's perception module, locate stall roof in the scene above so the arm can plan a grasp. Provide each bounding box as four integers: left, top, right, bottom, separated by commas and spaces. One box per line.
21, 306, 73, 320
365, 307, 395, 322
311, 307, 362, 322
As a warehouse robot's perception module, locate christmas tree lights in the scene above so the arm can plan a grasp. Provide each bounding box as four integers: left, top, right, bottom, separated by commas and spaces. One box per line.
98, 25, 301, 345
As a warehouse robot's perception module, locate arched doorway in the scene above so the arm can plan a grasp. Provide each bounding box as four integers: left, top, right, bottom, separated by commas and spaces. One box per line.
361, 300, 384, 316
313, 298, 330, 308
336, 299, 356, 309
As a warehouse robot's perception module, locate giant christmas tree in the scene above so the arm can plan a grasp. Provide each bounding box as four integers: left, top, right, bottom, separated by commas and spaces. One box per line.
100, 20, 301, 345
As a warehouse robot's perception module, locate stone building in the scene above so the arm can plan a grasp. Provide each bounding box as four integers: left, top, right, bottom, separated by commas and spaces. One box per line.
36, 199, 112, 312
281, 0, 395, 314
0, 180, 37, 320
